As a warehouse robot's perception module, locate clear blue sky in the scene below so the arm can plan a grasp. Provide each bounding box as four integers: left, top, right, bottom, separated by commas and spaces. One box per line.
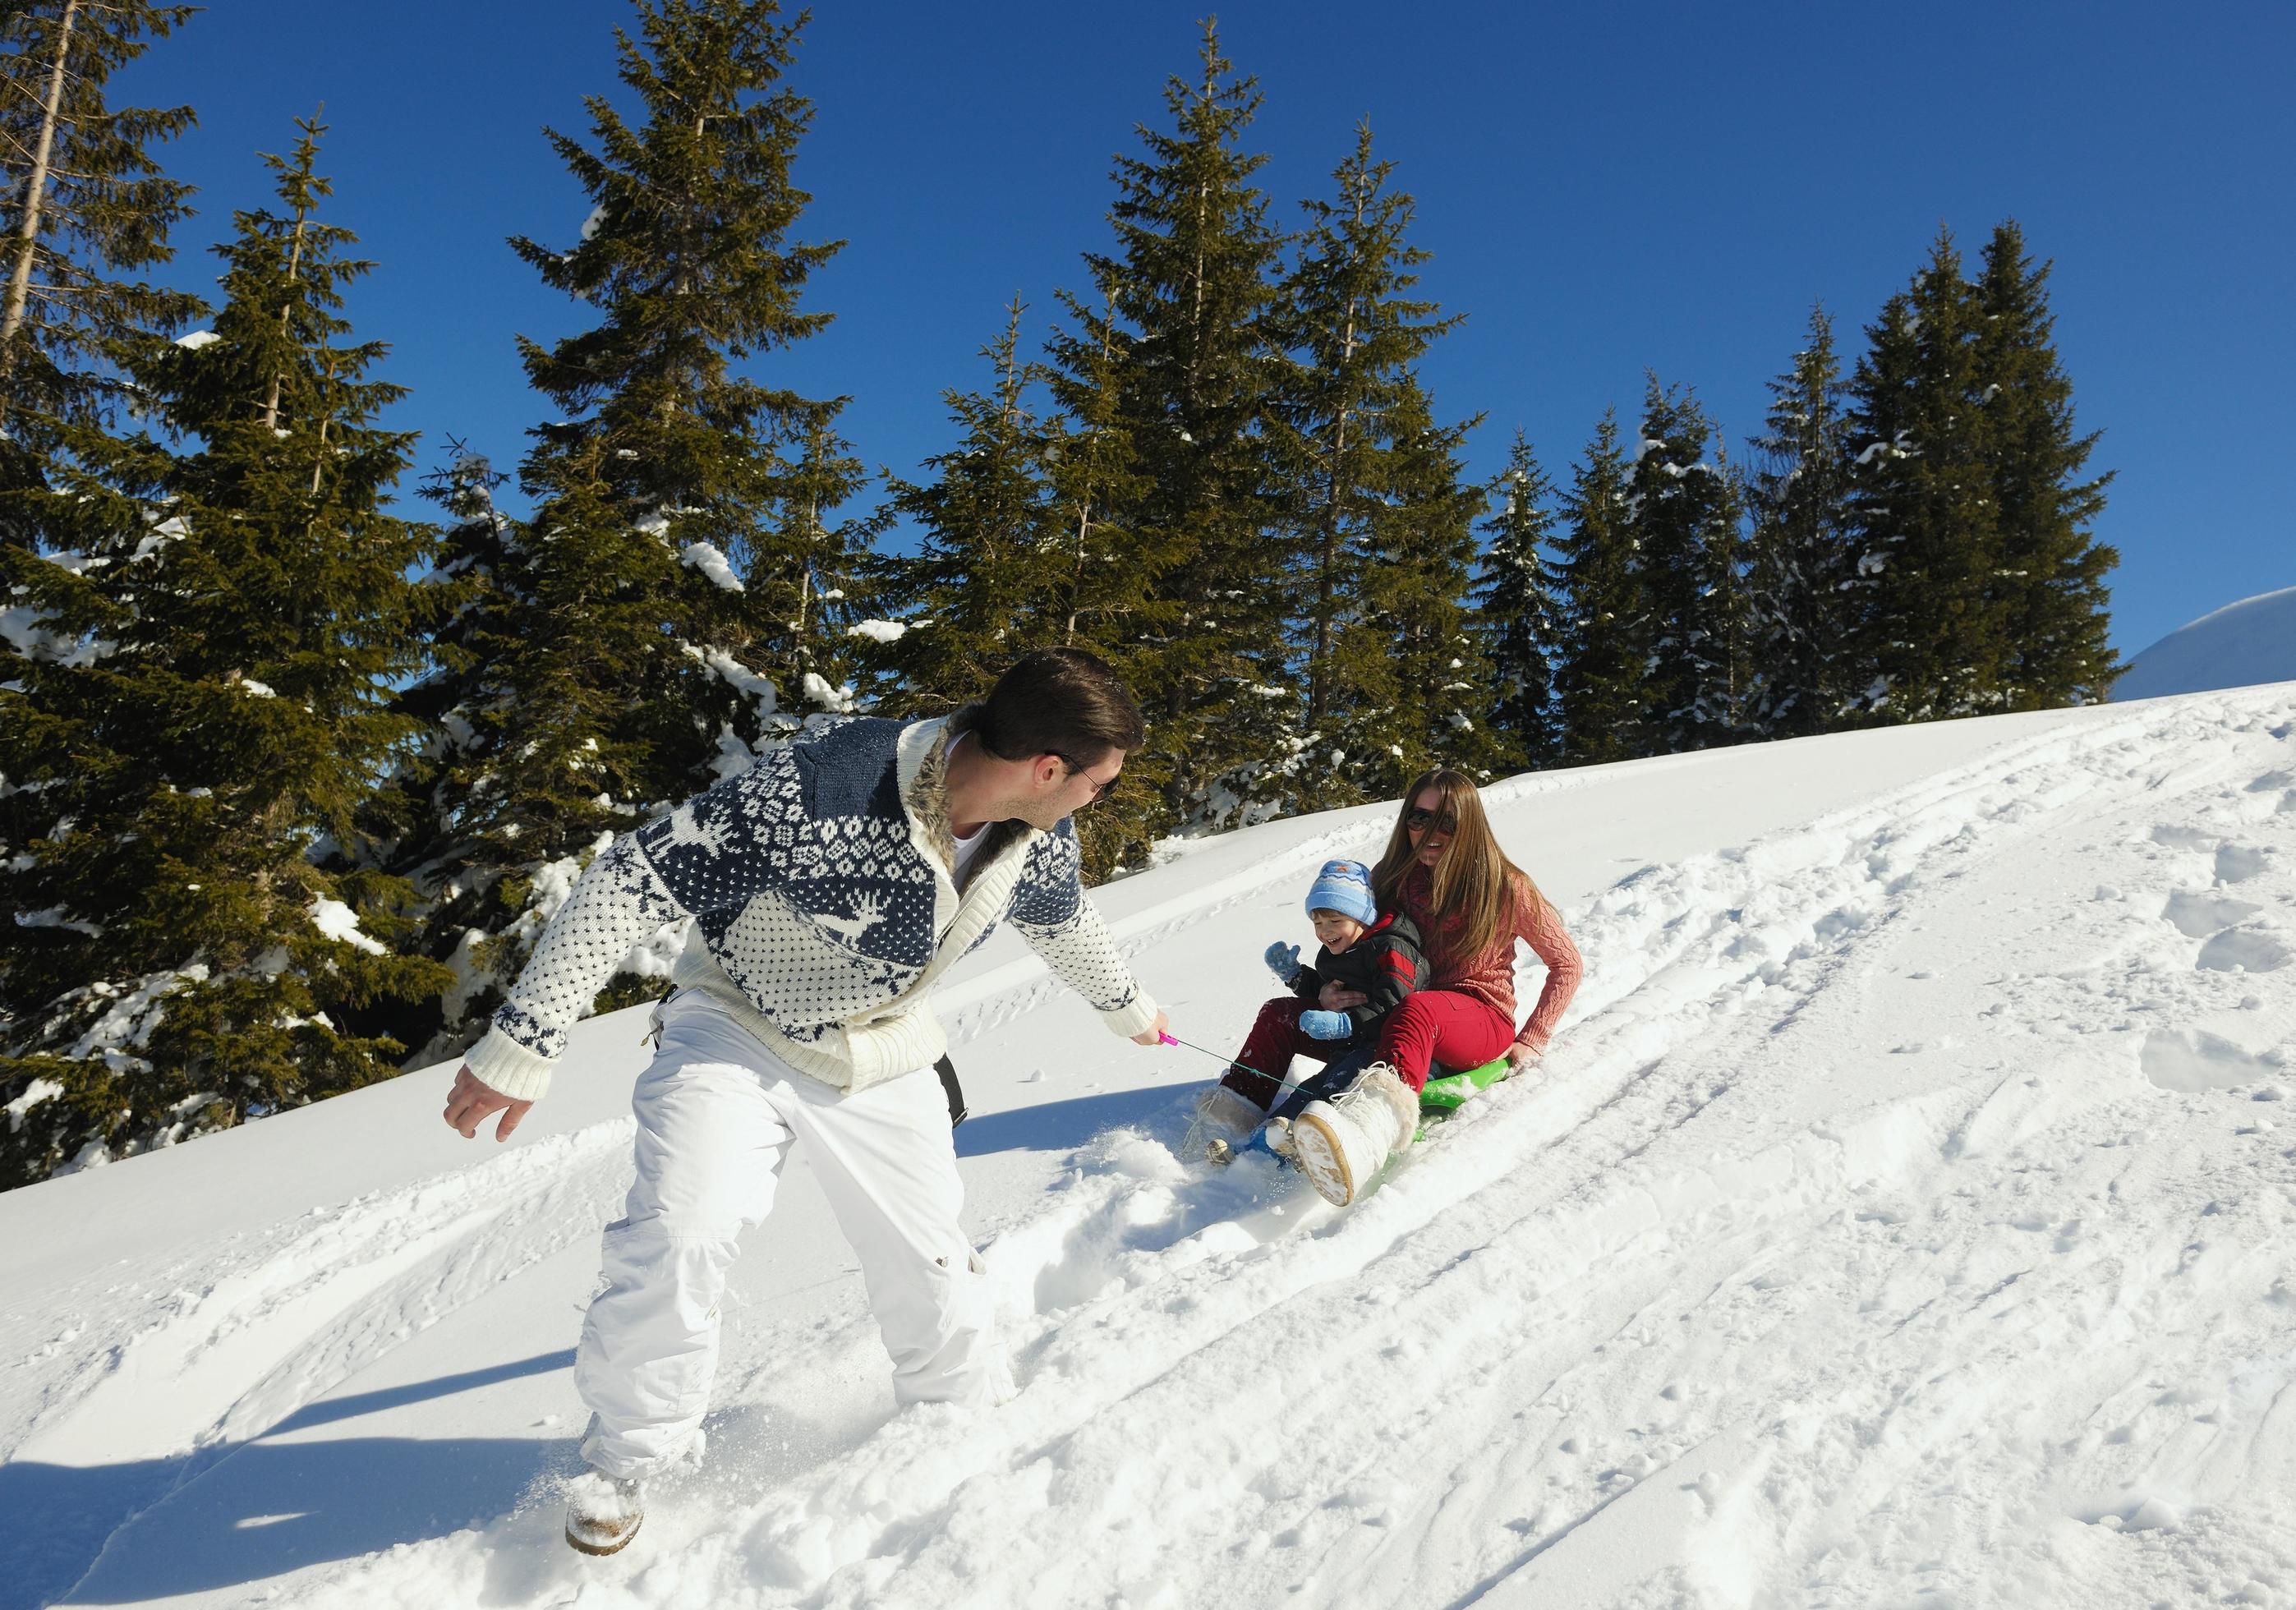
117, 0, 2292, 660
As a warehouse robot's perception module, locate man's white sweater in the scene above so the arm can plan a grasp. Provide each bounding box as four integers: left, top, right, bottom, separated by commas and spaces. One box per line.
462, 715, 1157, 1102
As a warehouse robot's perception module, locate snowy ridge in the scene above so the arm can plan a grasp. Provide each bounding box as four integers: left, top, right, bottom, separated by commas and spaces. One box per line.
5, 689, 2294, 1607
2114, 584, 2296, 702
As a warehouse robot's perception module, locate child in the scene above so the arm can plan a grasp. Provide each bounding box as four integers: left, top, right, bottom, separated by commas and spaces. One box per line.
1186, 859, 1427, 1170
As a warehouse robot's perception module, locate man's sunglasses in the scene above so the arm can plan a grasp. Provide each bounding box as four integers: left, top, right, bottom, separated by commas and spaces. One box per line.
1055, 753, 1116, 805
1405, 806, 1456, 835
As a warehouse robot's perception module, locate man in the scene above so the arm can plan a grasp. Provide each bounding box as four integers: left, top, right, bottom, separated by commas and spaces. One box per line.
440, 648, 1168, 1555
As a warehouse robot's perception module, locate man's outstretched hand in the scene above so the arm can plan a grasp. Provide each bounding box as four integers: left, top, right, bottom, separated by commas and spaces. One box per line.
1130, 1007, 1172, 1047
443, 1065, 532, 1143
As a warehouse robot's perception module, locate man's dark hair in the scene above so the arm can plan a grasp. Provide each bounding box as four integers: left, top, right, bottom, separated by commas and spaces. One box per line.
961, 648, 1146, 765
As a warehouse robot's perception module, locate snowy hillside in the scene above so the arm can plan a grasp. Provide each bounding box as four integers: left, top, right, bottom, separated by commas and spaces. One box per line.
2114, 586, 2296, 702
5, 689, 2295, 1609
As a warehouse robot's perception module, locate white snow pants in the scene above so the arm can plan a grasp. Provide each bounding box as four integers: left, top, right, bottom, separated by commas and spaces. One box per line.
575, 988, 1004, 1479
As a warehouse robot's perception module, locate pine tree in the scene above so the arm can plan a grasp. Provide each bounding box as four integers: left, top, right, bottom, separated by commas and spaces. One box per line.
1042, 286, 1165, 660
0, 0, 200, 545
0, 116, 447, 1187
1268, 122, 1461, 761
1843, 229, 2004, 721
356, 442, 524, 1066
1472, 430, 1565, 767
1630, 375, 1746, 752
745, 399, 887, 717
1051, 21, 1291, 837
880, 297, 1064, 712
1550, 408, 1648, 765
1973, 220, 2117, 707
1344, 382, 1508, 794
391, 0, 852, 1055
1744, 305, 1856, 738
1038, 290, 1174, 880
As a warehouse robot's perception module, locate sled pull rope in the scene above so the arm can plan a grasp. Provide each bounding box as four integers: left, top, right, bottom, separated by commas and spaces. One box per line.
1156, 1030, 1328, 1100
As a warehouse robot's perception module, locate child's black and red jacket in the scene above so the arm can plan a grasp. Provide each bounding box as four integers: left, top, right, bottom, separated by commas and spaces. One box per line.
1286, 909, 1431, 1046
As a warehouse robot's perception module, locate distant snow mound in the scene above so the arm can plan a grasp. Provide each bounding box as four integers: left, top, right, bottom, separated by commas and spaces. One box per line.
2114, 586, 2296, 701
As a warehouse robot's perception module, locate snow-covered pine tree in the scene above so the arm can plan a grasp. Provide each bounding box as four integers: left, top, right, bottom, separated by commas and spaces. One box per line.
1630, 375, 1746, 752
1972, 220, 2117, 709
0, 116, 447, 1187
0, 0, 199, 545
1042, 287, 1161, 662
393, 0, 852, 1055
355, 444, 524, 1066
1269, 126, 1447, 745
880, 298, 1064, 713
1346, 381, 1507, 794
1267, 122, 1481, 807
1550, 408, 1649, 765
1842, 229, 2004, 721
1471, 430, 1565, 768
1743, 305, 1856, 738
1038, 291, 1173, 878
1051, 21, 1291, 838
746, 400, 887, 715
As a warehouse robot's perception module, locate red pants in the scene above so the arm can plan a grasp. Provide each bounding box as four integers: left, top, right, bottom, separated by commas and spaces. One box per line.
1220, 990, 1516, 1106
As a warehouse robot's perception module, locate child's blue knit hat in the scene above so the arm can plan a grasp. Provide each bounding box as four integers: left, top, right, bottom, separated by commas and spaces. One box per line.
1304, 858, 1377, 926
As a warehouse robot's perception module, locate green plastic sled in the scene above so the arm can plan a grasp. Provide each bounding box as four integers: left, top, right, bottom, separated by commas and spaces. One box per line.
1416, 1054, 1511, 1117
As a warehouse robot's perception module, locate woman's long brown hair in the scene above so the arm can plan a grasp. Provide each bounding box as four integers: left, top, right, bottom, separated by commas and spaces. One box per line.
1369, 768, 1546, 968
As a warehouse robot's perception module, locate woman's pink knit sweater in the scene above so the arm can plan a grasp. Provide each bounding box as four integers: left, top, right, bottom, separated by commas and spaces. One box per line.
1392, 863, 1583, 1055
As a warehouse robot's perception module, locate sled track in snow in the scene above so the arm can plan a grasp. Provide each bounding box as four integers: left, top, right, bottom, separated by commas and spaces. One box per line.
7, 1122, 636, 1604
264, 686, 2296, 1608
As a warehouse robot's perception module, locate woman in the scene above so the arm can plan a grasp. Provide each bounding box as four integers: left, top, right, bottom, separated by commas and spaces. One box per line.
1358, 766, 1582, 1089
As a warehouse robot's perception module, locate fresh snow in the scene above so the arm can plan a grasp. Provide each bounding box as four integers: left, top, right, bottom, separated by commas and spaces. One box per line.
2114, 586, 2296, 702
3, 690, 2295, 1608
306, 897, 386, 958
678, 540, 744, 592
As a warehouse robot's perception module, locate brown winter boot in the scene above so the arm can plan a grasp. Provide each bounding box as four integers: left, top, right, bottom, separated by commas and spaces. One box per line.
564, 1470, 646, 1556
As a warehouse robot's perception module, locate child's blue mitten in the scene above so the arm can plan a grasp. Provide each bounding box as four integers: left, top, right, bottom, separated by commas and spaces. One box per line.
1299, 1009, 1354, 1041
1263, 941, 1302, 985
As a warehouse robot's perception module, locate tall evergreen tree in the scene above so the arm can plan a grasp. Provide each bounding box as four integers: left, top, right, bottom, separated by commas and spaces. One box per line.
1744, 305, 1856, 738
744, 399, 886, 717
1472, 430, 1565, 767
1038, 291, 1173, 879
1843, 229, 2004, 721
1041, 286, 1163, 660
357, 443, 525, 1066
0, 0, 200, 541
1268, 122, 1461, 766
880, 298, 1063, 713
1629, 375, 1745, 752
1973, 220, 2117, 707
388, 0, 851, 1056
0, 117, 446, 1187
1550, 408, 1648, 765
1051, 21, 1291, 838
1342, 382, 1508, 794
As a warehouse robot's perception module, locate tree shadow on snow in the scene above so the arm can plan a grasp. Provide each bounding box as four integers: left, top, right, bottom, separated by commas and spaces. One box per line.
7, 1350, 578, 1606
11, 1433, 570, 1604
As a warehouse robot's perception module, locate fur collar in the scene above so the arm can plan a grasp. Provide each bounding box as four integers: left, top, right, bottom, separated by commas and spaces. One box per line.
902, 717, 1027, 890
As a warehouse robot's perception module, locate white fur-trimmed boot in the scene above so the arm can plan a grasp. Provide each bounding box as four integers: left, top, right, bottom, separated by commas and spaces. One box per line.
564, 1469, 646, 1556
1289, 1063, 1418, 1207
1185, 1083, 1268, 1165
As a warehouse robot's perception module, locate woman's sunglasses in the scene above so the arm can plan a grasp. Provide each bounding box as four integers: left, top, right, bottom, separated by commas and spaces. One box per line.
1405, 807, 1456, 835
